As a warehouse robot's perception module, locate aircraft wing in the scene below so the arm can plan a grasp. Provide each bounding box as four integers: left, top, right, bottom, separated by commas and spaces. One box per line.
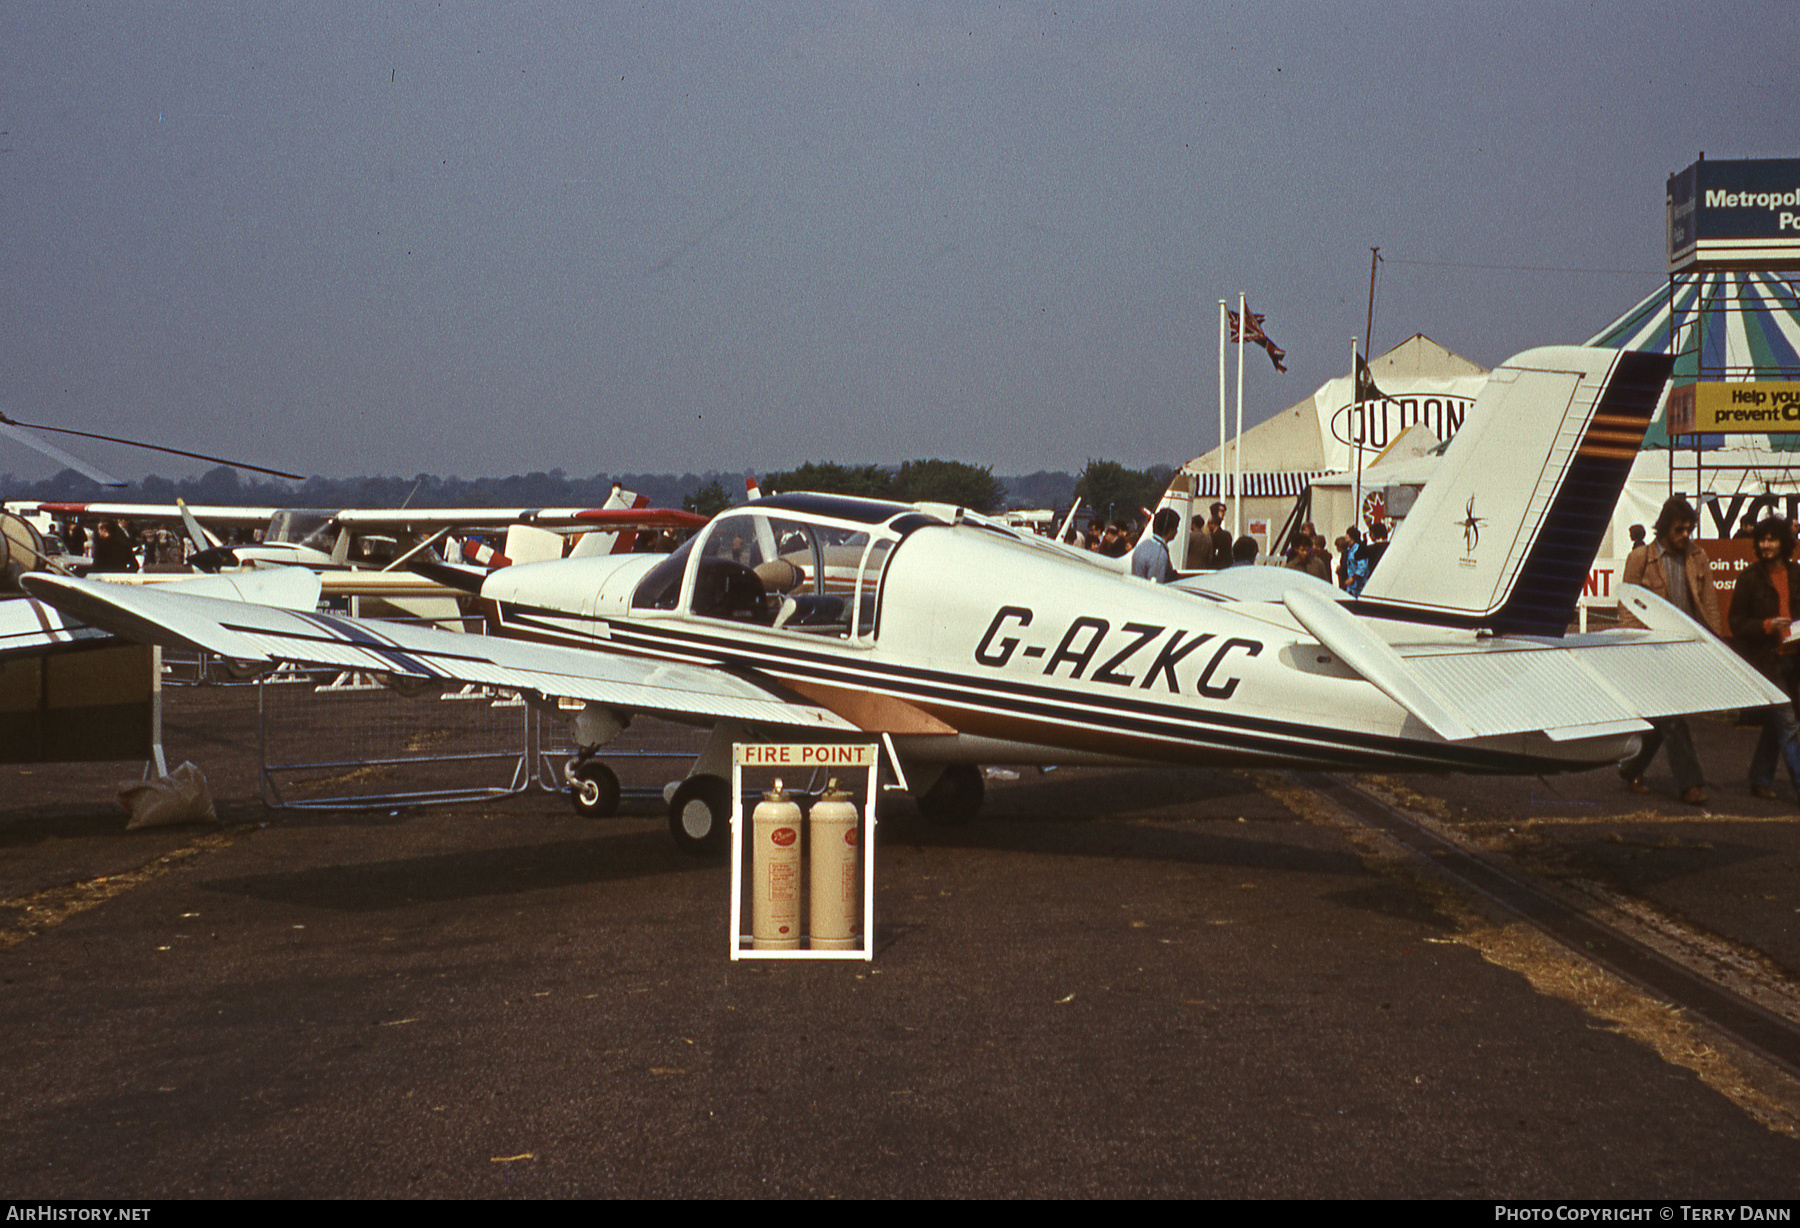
98, 570, 461, 599
2, 568, 323, 658
328, 501, 684, 533
568, 508, 708, 529
33, 501, 284, 526
19, 573, 856, 732
0, 592, 110, 655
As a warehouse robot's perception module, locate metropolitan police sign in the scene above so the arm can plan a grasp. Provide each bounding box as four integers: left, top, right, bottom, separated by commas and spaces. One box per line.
1668, 157, 1800, 272
1667, 382, 1800, 434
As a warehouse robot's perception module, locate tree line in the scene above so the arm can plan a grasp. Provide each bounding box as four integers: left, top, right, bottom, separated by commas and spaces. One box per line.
4, 457, 1178, 522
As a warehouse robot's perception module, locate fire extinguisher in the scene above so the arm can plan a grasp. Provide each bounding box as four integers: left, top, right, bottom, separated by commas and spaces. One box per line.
751, 777, 803, 950
808, 777, 859, 950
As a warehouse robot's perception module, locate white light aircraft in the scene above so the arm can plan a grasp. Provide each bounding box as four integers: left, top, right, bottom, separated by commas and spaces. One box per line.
20, 347, 1781, 856
35, 483, 682, 572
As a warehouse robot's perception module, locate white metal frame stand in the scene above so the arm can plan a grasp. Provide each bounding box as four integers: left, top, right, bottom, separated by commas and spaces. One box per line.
728, 742, 878, 961
147, 645, 169, 778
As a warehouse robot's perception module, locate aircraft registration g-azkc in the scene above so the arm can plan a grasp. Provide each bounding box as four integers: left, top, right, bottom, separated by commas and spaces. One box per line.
21, 346, 1784, 856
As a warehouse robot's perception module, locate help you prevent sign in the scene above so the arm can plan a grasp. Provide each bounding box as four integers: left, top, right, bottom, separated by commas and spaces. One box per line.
1667, 382, 1800, 434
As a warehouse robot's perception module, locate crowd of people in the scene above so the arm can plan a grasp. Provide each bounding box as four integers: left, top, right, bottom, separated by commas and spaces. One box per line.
1069, 500, 1260, 582
58, 517, 262, 572
1071, 499, 1385, 589
1614, 495, 1800, 807
1261, 517, 1392, 593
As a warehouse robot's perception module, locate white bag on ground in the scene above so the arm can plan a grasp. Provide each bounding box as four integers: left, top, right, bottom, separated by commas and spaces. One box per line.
117, 761, 217, 830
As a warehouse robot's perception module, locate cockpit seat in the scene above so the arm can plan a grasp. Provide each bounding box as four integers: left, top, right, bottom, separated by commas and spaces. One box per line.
772, 594, 848, 630
692, 557, 769, 622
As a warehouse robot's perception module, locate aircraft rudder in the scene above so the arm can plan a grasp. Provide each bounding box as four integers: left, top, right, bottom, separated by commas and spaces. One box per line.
1489, 348, 1669, 635
1353, 346, 1670, 635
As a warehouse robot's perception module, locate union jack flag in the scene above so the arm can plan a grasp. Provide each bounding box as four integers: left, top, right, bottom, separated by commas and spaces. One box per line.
1227, 305, 1288, 373
1353, 352, 1390, 404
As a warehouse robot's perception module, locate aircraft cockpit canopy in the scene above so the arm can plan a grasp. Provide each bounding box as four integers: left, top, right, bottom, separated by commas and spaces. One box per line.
629, 496, 931, 638
264, 509, 341, 551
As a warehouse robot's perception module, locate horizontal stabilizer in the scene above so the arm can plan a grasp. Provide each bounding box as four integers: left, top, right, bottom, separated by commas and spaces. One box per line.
1387, 631, 1780, 738
1283, 583, 1781, 741
1281, 588, 1477, 741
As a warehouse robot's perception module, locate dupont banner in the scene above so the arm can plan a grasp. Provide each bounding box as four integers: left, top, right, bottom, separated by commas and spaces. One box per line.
1312, 372, 1489, 471
1668, 157, 1800, 272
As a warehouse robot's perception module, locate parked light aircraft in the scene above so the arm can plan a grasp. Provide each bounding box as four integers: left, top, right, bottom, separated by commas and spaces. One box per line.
21, 348, 1783, 856
31, 483, 698, 572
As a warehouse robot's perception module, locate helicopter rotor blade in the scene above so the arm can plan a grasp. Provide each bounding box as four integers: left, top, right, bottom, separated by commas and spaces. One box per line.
0, 420, 128, 487
0, 411, 307, 482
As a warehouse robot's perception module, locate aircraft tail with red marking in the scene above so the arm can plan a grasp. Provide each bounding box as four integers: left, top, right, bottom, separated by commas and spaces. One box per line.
567, 485, 640, 559
1352, 346, 1671, 637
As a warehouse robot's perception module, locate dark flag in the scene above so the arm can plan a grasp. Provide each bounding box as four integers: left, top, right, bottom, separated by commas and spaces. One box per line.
1227, 305, 1288, 373
1353, 352, 1390, 404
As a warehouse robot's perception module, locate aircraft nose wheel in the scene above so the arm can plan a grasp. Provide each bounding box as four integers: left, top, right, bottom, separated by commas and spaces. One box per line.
567, 760, 620, 819
917, 763, 984, 824
667, 774, 732, 858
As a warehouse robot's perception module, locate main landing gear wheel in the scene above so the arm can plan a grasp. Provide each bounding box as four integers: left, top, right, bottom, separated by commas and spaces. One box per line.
668, 774, 732, 859
917, 764, 984, 825
568, 760, 620, 819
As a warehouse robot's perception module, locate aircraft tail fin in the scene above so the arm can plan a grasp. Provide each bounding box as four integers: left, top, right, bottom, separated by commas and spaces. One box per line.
611, 491, 651, 555
1056, 498, 1082, 544
1353, 346, 1670, 637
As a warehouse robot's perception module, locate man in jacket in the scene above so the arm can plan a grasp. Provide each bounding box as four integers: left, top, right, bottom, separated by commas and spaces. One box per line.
1132, 509, 1181, 583
1208, 503, 1232, 568
1729, 517, 1800, 800
1284, 535, 1332, 584
1346, 521, 1388, 597
1617, 496, 1720, 805
1184, 514, 1214, 570
89, 519, 138, 573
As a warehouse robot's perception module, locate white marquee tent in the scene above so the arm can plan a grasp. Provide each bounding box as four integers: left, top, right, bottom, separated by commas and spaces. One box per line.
1162, 274, 1800, 566
1158, 334, 1486, 561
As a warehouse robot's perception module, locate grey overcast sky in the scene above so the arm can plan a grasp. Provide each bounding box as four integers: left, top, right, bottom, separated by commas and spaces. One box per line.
2, 2, 1794, 483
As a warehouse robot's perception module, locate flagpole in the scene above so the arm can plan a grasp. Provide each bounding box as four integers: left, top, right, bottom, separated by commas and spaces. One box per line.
1234, 291, 1246, 540
1366, 247, 1380, 359
1351, 337, 1363, 536
1218, 300, 1227, 528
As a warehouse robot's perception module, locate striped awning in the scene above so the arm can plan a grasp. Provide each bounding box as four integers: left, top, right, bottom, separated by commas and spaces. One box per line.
1188, 471, 1328, 498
